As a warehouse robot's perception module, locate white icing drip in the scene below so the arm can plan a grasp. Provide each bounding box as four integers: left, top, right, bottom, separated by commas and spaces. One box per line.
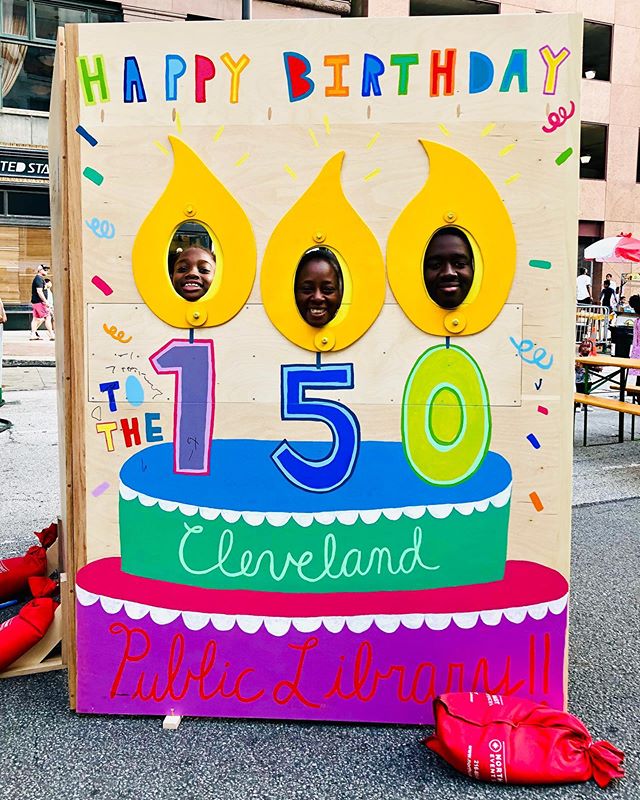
119, 481, 513, 527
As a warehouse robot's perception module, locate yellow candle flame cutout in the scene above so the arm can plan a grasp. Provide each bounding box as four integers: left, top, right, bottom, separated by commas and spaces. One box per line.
132, 136, 256, 329
387, 140, 516, 337
261, 151, 385, 352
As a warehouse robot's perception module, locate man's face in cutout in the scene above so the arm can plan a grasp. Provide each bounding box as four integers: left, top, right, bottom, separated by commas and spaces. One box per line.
423, 232, 474, 310
294, 257, 342, 328
171, 247, 215, 302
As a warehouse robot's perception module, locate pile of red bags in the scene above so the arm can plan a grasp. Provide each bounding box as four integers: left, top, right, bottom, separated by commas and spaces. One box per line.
0, 523, 59, 671
0, 521, 57, 602
425, 693, 624, 788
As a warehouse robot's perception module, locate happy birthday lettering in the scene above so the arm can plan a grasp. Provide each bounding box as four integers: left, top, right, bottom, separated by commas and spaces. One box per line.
76, 44, 570, 106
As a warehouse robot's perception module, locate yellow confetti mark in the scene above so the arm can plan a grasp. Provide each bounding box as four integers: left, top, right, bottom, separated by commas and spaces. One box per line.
364, 168, 380, 182
175, 112, 182, 133
481, 122, 496, 137
213, 125, 224, 142
438, 123, 451, 137
323, 114, 331, 135
308, 128, 319, 148
366, 133, 380, 150
499, 143, 516, 157
284, 164, 297, 180
235, 153, 250, 167
153, 141, 169, 156
505, 173, 521, 185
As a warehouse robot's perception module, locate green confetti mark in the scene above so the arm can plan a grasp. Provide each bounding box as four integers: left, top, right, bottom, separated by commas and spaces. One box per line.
83, 167, 104, 186
529, 259, 552, 270
555, 147, 573, 165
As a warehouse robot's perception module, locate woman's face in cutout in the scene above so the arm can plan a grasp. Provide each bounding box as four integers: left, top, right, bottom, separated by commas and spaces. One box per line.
423, 232, 474, 310
295, 257, 343, 328
171, 247, 215, 302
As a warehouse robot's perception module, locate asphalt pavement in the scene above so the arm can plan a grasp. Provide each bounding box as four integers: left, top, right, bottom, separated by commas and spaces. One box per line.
0, 364, 638, 800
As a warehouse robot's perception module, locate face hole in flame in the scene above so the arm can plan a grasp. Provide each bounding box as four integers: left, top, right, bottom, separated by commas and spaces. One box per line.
422, 226, 483, 311
294, 246, 349, 329
168, 220, 222, 303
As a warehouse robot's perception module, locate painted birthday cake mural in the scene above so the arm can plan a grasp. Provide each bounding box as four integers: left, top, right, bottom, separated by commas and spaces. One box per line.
69, 14, 579, 723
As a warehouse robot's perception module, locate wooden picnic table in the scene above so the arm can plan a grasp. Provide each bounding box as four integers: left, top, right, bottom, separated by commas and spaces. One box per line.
576, 355, 640, 442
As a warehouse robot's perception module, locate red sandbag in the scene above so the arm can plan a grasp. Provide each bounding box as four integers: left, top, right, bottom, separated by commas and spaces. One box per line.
34, 522, 58, 549
0, 546, 47, 601
0, 597, 58, 671
27, 576, 58, 598
424, 693, 624, 788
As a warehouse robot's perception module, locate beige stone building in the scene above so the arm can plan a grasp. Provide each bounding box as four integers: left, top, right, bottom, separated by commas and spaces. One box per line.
0, 0, 637, 319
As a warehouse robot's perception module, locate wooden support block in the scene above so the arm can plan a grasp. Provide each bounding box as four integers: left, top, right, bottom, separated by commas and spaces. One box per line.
163, 715, 182, 730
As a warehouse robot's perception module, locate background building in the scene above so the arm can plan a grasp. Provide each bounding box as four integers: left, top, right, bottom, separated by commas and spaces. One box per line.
1, 0, 638, 322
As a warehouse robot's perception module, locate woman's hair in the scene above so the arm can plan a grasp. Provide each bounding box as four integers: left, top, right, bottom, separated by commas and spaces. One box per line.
295, 247, 343, 292
629, 294, 640, 313
168, 245, 216, 276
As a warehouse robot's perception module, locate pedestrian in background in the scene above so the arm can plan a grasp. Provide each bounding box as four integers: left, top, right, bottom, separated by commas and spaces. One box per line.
30, 264, 54, 341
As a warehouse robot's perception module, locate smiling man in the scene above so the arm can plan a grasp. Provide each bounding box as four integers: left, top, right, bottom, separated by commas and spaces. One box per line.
170, 246, 216, 302
423, 227, 475, 310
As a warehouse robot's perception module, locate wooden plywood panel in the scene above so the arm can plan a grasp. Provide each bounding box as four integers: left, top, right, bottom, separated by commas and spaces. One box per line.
55, 14, 582, 722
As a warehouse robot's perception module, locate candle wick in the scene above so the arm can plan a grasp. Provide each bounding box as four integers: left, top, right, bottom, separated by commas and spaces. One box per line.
445, 336, 451, 349
189, 328, 195, 344
316, 351, 322, 368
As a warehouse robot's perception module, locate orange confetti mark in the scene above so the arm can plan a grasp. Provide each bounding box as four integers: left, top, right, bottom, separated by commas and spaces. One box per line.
529, 491, 544, 512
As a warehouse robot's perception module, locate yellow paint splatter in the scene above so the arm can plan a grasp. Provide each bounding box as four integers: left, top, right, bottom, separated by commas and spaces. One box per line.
366, 133, 380, 150
284, 164, 297, 180
505, 173, 521, 185
481, 122, 496, 137
364, 168, 380, 182
153, 141, 169, 156
175, 112, 182, 133
499, 143, 516, 157
308, 128, 319, 148
323, 114, 331, 135
235, 153, 250, 167
213, 125, 224, 142
438, 123, 450, 137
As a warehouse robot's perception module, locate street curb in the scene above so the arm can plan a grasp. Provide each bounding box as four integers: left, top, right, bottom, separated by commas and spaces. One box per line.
2, 359, 56, 368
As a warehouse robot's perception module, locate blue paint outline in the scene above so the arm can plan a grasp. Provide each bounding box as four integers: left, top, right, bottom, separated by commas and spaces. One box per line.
271, 362, 360, 493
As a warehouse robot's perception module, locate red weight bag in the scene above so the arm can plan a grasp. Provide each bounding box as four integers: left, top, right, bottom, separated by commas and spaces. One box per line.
425, 693, 624, 788
0, 546, 47, 601
0, 597, 58, 671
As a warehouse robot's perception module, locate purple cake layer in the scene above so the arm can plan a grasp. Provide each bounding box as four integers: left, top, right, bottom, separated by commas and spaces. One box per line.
76, 558, 568, 724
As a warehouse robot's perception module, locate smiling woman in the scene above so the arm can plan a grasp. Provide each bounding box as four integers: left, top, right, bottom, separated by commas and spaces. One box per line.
294, 247, 344, 328
169, 246, 216, 302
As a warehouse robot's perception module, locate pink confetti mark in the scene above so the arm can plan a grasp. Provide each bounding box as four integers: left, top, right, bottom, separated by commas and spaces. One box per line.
537, 405, 549, 415
91, 275, 113, 296
92, 481, 110, 497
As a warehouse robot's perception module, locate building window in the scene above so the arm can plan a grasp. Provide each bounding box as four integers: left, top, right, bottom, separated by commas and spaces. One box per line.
410, 0, 499, 15
0, 0, 121, 112
580, 123, 607, 180
0, 185, 50, 217
583, 21, 612, 82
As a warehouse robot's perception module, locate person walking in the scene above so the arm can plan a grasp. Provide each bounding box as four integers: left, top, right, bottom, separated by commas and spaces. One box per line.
576, 268, 592, 305
30, 264, 54, 341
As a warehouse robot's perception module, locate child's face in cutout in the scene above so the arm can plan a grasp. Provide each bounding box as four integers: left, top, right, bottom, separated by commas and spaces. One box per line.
172, 247, 215, 301
295, 258, 342, 328
578, 340, 591, 357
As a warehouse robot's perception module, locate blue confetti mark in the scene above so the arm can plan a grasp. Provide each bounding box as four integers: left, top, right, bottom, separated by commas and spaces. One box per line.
76, 125, 98, 147
527, 433, 541, 450
85, 217, 115, 239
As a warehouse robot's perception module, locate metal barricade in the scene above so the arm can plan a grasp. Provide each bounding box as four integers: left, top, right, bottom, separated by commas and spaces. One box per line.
575, 304, 613, 346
